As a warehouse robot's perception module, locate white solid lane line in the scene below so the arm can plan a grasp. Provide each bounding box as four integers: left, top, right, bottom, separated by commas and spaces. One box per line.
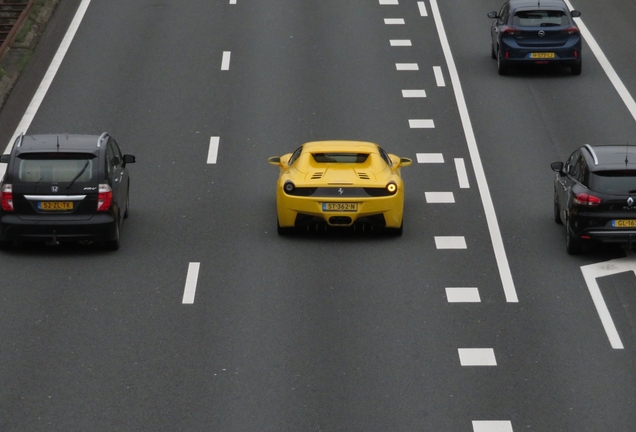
384, 18, 405, 25
458, 348, 497, 366
207, 136, 220, 164
2, 0, 93, 170
221, 51, 231, 70
417, 1, 428, 17
472, 420, 514, 432
455, 158, 470, 188
433, 66, 445, 87
402, 89, 426, 98
564, 0, 636, 123
417, 153, 444, 163
446, 287, 481, 303
435, 236, 467, 249
430, 0, 517, 303
182, 262, 201, 304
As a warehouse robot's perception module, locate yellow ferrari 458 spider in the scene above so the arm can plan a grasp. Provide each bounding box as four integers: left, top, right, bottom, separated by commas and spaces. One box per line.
268, 140, 412, 235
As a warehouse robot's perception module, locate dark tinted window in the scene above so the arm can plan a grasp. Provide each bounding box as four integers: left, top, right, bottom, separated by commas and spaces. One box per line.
312, 153, 370, 163
513, 10, 567, 27
17, 153, 96, 183
378, 147, 392, 166
590, 171, 636, 195
288, 146, 303, 165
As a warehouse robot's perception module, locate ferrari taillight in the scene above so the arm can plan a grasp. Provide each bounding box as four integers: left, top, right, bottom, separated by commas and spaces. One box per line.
1, 184, 13, 211
97, 184, 112, 211
386, 182, 398, 195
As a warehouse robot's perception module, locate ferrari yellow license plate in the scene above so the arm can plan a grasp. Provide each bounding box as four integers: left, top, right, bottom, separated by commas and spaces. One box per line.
612, 220, 636, 228
323, 202, 358, 212
530, 52, 555, 59
38, 201, 73, 211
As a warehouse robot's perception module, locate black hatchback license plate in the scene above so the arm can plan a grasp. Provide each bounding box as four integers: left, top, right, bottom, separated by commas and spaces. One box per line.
38, 201, 73, 211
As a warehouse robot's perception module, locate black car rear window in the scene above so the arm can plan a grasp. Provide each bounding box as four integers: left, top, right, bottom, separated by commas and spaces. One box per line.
17, 153, 97, 183
513, 10, 567, 27
590, 171, 636, 195
312, 153, 369, 163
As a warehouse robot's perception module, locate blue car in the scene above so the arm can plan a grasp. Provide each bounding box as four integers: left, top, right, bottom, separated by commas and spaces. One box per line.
487, 0, 582, 75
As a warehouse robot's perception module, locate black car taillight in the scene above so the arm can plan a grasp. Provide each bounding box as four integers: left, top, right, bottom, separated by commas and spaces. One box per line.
1, 184, 13, 211
573, 193, 601, 206
97, 184, 112, 211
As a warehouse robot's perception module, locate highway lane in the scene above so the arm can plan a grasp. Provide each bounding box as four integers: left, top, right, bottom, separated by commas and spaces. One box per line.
0, 0, 634, 430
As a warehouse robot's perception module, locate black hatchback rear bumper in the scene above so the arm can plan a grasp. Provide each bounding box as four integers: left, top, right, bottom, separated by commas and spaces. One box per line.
0, 213, 117, 242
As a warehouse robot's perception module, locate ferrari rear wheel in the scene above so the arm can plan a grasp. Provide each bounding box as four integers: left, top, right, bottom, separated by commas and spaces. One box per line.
386, 220, 403, 236
277, 219, 295, 236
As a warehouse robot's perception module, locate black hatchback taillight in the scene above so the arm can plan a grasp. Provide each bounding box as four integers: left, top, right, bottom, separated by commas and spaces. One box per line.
1, 184, 13, 211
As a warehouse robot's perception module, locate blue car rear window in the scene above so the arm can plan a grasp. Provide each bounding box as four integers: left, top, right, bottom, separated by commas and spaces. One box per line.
513, 10, 567, 27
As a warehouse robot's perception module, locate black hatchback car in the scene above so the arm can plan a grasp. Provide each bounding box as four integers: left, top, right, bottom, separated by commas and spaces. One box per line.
487, 0, 582, 75
0, 133, 136, 250
552, 145, 636, 254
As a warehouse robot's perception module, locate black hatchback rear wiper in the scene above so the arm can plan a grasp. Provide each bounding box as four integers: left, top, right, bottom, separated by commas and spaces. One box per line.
66, 161, 89, 189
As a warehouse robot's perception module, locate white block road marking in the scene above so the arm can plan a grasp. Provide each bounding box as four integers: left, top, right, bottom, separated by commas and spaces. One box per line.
417, 1, 428, 16
446, 287, 481, 303
402, 89, 426, 98
431, 0, 517, 302
379, 0, 399, 4
384, 18, 405, 25
3, 0, 93, 170
182, 262, 200, 304
229, 0, 236, 3
390, 39, 412, 46
396, 63, 419, 71
207, 137, 220, 164
433, 66, 445, 87
472, 420, 514, 432
221, 51, 231, 70
579, 256, 636, 349
425, 192, 455, 203
455, 158, 470, 188
564, 0, 636, 122
409, 119, 435, 128
435, 236, 466, 249
417, 153, 444, 163
458, 348, 497, 366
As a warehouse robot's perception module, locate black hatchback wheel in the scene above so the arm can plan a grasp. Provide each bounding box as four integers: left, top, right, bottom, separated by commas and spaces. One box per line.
566, 218, 581, 255
554, 192, 563, 224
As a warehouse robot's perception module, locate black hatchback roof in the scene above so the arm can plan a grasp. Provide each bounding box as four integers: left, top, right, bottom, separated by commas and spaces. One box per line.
14, 134, 103, 155
584, 145, 636, 171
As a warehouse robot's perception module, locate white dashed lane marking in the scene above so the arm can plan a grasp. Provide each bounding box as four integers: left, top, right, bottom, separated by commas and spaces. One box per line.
409, 119, 434, 128
182, 262, 200, 304
435, 236, 467, 249
390, 39, 412, 46
472, 421, 514, 432
455, 158, 470, 188
221, 51, 231, 70
229, 0, 236, 4
416, 153, 443, 163
402, 89, 426, 98
207, 137, 220, 164
446, 287, 481, 303
379, 0, 399, 4
458, 348, 497, 366
417, 1, 428, 16
425, 192, 455, 203
396, 63, 419, 70
384, 18, 405, 25
433, 66, 445, 86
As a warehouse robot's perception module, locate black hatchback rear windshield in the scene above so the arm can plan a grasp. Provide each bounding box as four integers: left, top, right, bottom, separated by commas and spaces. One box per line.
513, 10, 567, 27
16, 153, 97, 183
590, 171, 636, 195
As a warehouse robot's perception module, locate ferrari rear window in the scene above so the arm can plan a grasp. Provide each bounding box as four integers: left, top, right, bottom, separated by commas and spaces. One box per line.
589, 171, 636, 195
17, 153, 96, 183
513, 10, 567, 27
312, 153, 369, 163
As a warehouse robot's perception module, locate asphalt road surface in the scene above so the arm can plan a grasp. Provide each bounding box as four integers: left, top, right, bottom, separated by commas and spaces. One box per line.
0, 0, 635, 431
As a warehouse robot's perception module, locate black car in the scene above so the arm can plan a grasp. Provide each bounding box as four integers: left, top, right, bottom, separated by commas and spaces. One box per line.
552, 145, 636, 254
487, 0, 582, 75
0, 133, 136, 250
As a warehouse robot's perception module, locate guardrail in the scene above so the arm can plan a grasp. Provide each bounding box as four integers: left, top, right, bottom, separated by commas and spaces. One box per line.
0, 0, 35, 63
